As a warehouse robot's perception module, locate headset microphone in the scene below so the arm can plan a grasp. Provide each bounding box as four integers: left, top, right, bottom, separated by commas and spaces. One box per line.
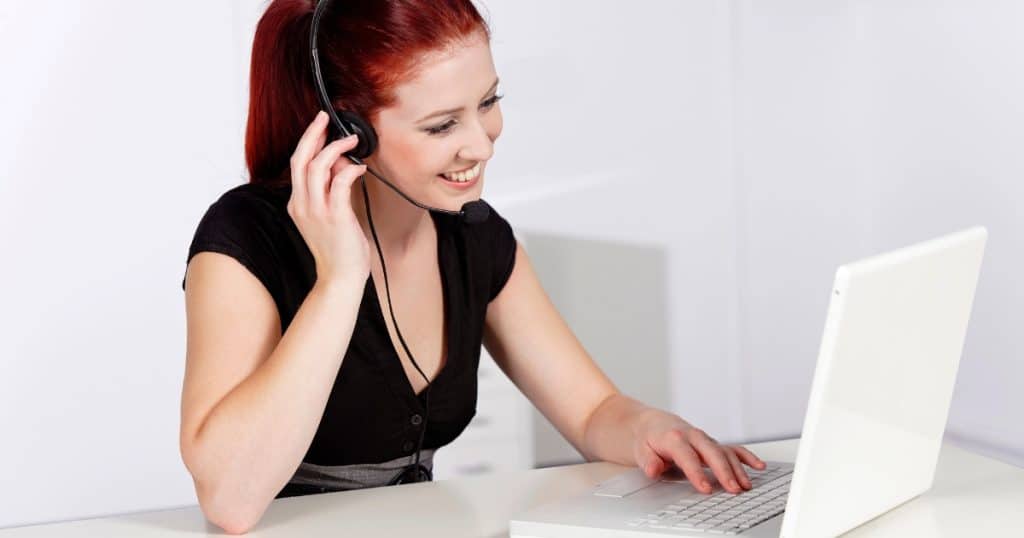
345, 153, 492, 225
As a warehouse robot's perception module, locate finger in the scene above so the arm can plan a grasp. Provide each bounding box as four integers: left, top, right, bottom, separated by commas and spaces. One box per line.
330, 147, 365, 187
733, 445, 767, 470
634, 440, 667, 479
725, 448, 751, 490
653, 431, 711, 494
296, 110, 329, 163
308, 134, 359, 214
290, 111, 330, 209
329, 163, 367, 213
690, 430, 742, 494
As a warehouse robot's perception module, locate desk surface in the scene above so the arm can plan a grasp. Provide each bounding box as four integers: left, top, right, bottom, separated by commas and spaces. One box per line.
3, 438, 1023, 537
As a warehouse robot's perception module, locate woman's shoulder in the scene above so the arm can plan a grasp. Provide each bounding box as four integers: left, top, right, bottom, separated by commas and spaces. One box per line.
209, 181, 290, 218
448, 200, 517, 302
184, 181, 295, 289
192, 182, 294, 240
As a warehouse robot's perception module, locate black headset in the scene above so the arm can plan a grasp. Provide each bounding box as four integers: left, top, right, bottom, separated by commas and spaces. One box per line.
309, 0, 490, 486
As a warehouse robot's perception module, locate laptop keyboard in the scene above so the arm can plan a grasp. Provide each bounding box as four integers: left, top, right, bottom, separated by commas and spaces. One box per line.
624, 465, 793, 534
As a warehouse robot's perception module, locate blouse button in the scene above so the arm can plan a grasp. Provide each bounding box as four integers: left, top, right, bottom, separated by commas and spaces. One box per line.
402, 440, 415, 452
410, 414, 423, 426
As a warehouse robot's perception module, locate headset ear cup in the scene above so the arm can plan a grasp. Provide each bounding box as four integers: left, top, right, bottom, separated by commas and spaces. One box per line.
337, 110, 379, 159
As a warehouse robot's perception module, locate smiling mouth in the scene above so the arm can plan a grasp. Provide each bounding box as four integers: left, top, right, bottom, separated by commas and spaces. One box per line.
440, 162, 482, 183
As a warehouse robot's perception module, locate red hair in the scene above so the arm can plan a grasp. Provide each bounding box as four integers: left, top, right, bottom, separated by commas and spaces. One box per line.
244, 0, 492, 187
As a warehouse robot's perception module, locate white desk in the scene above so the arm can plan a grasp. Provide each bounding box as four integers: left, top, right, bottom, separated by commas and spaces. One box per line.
3, 438, 1022, 537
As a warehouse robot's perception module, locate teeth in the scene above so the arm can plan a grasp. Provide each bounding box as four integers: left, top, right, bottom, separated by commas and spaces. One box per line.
442, 162, 481, 183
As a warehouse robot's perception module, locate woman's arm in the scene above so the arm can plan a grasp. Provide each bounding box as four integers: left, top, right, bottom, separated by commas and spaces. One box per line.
483, 243, 765, 495
181, 254, 365, 534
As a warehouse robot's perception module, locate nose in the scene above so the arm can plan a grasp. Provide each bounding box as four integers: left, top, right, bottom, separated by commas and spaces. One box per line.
457, 117, 495, 164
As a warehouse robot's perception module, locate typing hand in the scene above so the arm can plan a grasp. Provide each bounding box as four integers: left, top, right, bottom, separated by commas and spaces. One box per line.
632, 410, 766, 495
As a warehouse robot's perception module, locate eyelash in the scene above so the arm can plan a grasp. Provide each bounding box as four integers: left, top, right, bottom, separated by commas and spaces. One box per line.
425, 93, 504, 136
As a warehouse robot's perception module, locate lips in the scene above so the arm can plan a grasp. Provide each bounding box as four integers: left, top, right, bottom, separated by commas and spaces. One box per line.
437, 171, 480, 189
440, 162, 482, 182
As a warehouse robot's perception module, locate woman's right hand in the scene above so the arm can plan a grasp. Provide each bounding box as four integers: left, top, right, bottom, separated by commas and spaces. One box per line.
287, 110, 371, 287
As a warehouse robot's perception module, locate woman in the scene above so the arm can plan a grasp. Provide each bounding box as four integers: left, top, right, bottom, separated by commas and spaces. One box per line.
180, 0, 766, 533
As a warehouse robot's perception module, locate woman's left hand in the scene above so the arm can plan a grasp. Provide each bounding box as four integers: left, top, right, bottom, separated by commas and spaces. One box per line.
631, 409, 766, 495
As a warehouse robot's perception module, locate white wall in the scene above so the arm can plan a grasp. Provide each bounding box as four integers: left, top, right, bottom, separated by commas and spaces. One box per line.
486, 0, 744, 446
858, 0, 1024, 465
2, 0, 1020, 530
0, 1, 260, 528
731, 0, 1024, 465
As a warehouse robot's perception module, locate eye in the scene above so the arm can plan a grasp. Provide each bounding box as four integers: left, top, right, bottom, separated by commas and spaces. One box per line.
481, 93, 504, 109
426, 120, 456, 136
425, 93, 504, 136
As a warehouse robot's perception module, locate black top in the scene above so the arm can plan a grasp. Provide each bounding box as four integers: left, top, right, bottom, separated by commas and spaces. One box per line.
182, 182, 517, 466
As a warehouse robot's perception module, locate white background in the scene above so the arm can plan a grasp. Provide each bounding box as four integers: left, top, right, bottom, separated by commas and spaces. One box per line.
1, 0, 1021, 529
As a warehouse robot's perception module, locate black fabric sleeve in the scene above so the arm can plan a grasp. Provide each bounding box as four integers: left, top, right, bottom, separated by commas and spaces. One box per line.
182, 189, 282, 304
487, 208, 518, 303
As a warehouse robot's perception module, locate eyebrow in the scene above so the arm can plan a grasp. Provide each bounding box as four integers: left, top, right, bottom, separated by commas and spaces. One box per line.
416, 77, 500, 123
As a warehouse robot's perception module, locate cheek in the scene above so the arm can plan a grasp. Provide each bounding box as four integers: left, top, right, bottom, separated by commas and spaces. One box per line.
387, 139, 444, 179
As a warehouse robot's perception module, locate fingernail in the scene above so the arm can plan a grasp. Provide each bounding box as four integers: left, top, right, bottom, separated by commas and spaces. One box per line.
729, 479, 739, 490
316, 110, 326, 121
701, 480, 710, 490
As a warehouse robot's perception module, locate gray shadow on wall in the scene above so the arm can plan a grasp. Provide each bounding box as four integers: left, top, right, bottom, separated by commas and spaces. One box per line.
518, 230, 671, 468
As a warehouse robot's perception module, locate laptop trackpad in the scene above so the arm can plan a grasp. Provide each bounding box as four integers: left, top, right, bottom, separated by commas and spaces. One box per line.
592, 468, 701, 498
592, 470, 659, 498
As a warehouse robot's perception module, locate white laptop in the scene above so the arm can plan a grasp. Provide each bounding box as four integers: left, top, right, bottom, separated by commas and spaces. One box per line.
510, 226, 987, 538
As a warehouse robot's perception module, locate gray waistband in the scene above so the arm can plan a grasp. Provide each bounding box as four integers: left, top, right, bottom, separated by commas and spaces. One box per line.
288, 449, 436, 490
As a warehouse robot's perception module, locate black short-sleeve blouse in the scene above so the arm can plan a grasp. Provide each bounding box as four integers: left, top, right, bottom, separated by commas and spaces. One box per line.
182, 182, 517, 466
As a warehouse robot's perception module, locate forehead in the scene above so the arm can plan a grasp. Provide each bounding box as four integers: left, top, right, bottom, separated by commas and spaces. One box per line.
388, 34, 496, 119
